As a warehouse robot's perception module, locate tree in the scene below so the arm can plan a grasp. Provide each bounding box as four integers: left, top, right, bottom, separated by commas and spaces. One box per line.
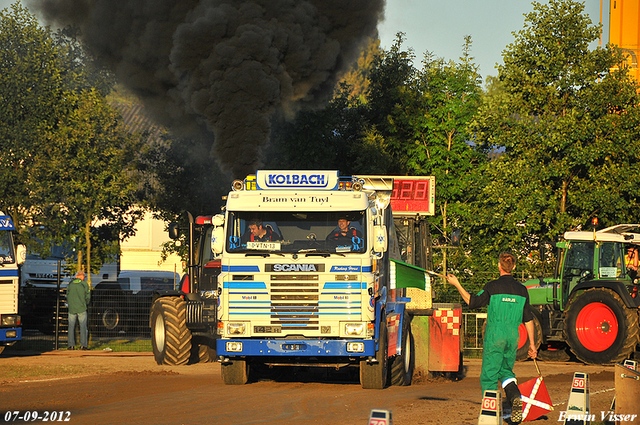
0, 5, 143, 279
32, 89, 143, 283
467, 0, 640, 275
339, 36, 382, 103
0, 4, 63, 225
365, 34, 484, 275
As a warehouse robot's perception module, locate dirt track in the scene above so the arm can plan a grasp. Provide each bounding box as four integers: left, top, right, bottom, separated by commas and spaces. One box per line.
0, 350, 620, 424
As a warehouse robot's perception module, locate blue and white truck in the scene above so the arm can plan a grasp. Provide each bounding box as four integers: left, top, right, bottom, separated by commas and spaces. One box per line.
0, 214, 26, 355
152, 170, 425, 388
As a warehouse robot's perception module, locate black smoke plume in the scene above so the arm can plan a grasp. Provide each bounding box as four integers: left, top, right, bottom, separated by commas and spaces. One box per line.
31, 0, 385, 178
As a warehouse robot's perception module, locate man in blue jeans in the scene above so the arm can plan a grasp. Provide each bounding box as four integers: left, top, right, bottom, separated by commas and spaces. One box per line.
67, 270, 91, 350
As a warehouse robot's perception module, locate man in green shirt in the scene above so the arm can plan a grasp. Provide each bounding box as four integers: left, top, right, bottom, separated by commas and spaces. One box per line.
447, 252, 537, 424
67, 270, 91, 350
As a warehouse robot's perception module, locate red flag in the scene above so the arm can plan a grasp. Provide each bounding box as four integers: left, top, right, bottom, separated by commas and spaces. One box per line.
518, 376, 554, 422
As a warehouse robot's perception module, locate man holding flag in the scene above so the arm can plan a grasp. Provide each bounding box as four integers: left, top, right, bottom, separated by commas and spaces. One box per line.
447, 252, 537, 423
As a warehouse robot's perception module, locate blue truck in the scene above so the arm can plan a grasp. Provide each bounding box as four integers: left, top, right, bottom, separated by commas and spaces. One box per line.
0, 214, 26, 355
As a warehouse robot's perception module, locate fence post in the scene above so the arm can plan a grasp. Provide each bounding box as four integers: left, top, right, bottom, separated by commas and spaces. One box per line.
55, 260, 61, 350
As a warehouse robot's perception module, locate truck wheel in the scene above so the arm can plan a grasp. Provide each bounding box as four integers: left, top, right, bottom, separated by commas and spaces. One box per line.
221, 360, 249, 385
565, 288, 639, 364
150, 297, 192, 366
390, 312, 414, 386
516, 308, 542, 361
360, 317, 388, 389
98, 303, 123, 335
0, 346, 4, 355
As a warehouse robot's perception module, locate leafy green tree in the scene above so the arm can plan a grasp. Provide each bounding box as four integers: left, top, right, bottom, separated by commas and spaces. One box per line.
0, 3, 63, 224
0, 5, 142, 280
365, 34, 484, 276
467, 0, 640, 276
32, 89, 143, 283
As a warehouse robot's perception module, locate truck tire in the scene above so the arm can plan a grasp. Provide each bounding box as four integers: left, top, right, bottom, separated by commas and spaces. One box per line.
360, 317, 388, 389
565, 288, 639, 364
0, 346, 4, 355
150, 297, 192, 366
390, 312, 414, 386
97, 303, 124, 336
516, 308, 542, 361
221, 360, 249, 385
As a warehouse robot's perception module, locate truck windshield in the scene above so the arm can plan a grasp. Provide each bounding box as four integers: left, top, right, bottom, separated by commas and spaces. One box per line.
225, 211, 366, 254
0, 230, 14, 263
563, 241, 594, 278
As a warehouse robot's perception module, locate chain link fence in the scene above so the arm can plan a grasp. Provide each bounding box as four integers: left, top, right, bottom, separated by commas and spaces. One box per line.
15, 278, 493, 358
16, 286, 153, 352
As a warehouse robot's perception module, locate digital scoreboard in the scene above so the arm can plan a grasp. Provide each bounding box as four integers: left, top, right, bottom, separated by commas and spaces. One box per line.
389, 176, 435, 216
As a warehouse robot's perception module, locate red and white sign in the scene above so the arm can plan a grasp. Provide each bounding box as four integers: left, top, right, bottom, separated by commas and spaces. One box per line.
519, 376, 554, 422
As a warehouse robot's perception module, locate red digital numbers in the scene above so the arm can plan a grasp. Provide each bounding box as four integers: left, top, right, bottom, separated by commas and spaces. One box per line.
390, 178, 434, 215
392, 180, 429, 200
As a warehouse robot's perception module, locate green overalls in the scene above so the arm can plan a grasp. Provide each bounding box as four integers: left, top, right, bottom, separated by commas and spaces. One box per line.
469, 274, 532, 394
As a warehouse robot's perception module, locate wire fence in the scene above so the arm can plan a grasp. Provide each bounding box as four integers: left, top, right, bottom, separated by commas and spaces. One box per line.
13, 286, 488, 358
16, 287, 154, 352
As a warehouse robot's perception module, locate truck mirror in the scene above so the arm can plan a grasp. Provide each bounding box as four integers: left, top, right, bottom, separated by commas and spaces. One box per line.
16, 244, 26, 265
213, 214, 225, 226
373, 225, 387, 253
168, 222, 180, 240
211, 226, 224, 254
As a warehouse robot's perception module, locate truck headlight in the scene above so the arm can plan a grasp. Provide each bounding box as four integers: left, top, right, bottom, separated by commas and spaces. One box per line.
344, 323, 365, 336
227, 322, 247, 335
346, 342, 365, 353
1, 315, 20, 326
226, 341, 243, 352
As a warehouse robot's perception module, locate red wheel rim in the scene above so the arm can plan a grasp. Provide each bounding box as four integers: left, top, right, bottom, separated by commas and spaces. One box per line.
575, 302, 618, 352
517, 323, 527, 350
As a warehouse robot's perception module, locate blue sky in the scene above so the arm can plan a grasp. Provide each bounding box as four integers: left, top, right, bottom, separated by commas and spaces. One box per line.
378, 0, 607, 79
2, 0, 607, 80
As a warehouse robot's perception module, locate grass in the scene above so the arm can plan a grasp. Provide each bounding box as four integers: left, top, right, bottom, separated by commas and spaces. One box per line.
11, 336, 152, 353
0, 364, 89, 380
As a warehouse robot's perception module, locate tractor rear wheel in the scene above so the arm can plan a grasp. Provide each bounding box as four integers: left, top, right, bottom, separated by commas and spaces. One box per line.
150, 297, 192, 366
516, 307, 542, 361
360, 317, 388, 389
565, 288, 639, 364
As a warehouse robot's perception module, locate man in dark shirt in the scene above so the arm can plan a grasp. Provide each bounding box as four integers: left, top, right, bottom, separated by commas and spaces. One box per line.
241, 219, 280, 243
326, 218, 362, 243
447, 252, 537, 424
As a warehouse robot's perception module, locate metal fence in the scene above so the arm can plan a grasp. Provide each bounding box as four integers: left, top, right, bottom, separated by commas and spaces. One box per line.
14, 287, 488, 357
16, 287, 153, 352
462, 312, 486, 358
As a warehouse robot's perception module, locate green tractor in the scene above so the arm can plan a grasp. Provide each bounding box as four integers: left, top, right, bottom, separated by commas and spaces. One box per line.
518, 224, 640, 364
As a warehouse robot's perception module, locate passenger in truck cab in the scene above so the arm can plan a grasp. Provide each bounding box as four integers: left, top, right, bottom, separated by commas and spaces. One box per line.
326, 217, 362, 243
241, 219, 281, 243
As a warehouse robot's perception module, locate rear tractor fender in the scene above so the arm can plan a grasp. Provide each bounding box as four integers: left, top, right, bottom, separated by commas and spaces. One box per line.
569, 280, 638, 309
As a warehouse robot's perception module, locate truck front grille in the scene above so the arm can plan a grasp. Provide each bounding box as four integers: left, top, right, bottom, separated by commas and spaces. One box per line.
269, 278, 319, 330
